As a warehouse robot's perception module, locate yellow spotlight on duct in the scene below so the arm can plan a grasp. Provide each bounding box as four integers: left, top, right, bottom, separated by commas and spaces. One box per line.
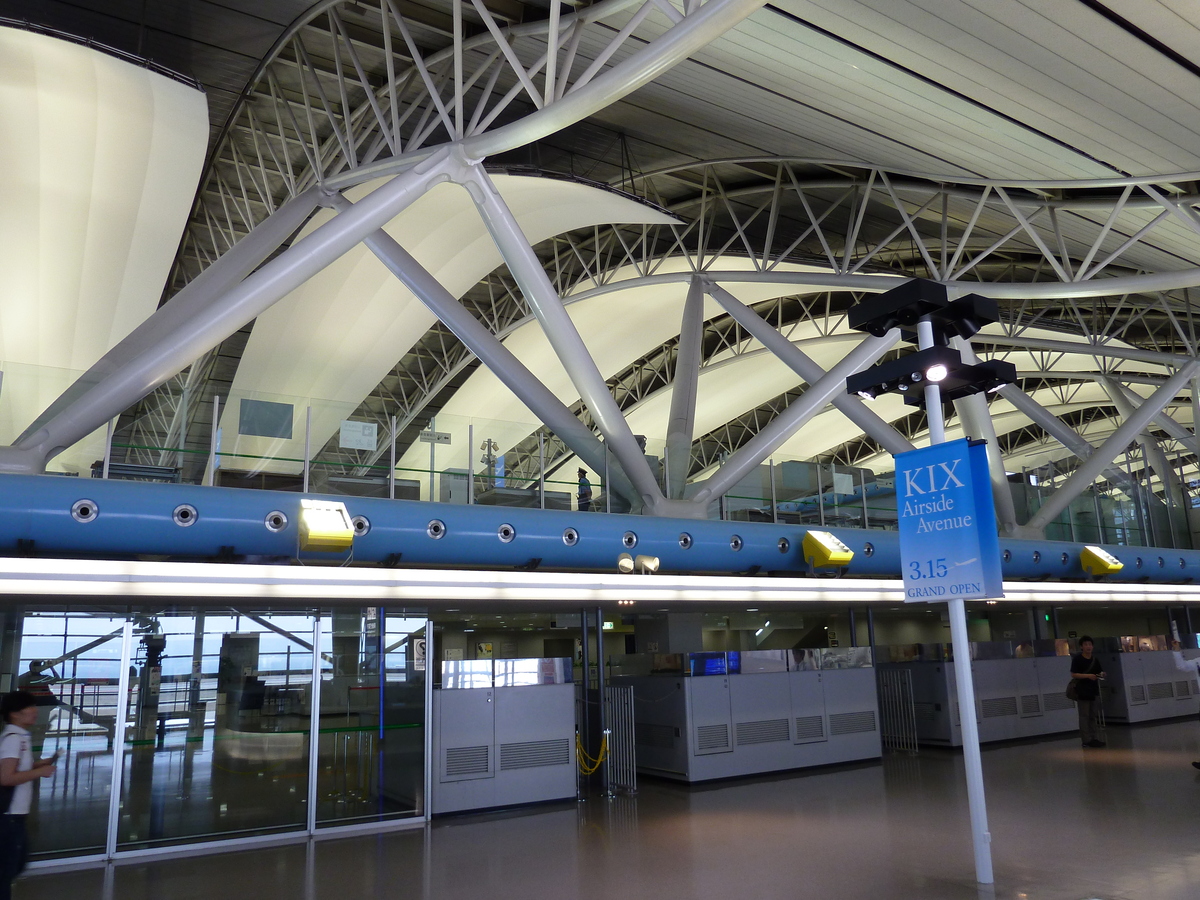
299, 499, 355, 552
803, 530, 854, 568
617, 553, 635, 574
1080, 545, 1123, 578
634, 554, 660, 574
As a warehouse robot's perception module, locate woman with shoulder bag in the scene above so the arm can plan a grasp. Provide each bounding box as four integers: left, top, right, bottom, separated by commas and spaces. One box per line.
1070, 636, 1105, 748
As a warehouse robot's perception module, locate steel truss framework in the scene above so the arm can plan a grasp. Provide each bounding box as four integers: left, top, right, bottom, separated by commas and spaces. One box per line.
17, 5, 1200, 529
103, 149, 1200, 523
245, 158, 1200, 491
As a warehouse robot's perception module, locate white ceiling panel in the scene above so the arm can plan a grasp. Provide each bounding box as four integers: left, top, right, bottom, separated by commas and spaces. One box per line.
218, 175, 674, 476
773, 0, 1200, 175
0, 27, 207, 473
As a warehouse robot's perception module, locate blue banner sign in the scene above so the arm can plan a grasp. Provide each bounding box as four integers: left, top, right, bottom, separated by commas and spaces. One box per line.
896, 438, 1003, 603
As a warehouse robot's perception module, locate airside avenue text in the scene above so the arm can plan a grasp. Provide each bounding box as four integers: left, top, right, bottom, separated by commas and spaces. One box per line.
901, 459, 972, 534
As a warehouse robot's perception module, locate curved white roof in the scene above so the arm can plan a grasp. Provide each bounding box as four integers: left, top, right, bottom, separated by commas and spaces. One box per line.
0, 28, 207, 473
217, 175, 675, 475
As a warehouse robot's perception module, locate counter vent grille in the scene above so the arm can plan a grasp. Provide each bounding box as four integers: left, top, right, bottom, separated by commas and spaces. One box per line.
981, 697, 1018, 718
1043, 692, 1073, 712
1020, 694, 1041, 716
829, 711, 876, 735
793, 715, 825, 742
1148, 682, 1174, 701
1176, 680, 1192, 698
445, 746, 489, 777
736, 718, 789, 745
500, 739, 570, 770
696, 723, 730, 751
1129, 684, 1147, 704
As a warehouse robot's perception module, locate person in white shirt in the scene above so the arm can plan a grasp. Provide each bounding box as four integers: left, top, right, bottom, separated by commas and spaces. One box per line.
0, 691, 57, 900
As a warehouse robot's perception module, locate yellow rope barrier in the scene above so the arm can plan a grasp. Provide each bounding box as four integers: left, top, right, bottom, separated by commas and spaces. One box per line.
575, 734, 608, 775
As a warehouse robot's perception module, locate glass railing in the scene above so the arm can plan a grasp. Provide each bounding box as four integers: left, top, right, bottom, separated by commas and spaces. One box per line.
4, 361, 1195, 545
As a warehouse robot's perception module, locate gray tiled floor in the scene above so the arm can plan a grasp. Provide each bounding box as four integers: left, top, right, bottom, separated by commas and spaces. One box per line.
19, 718, 1200, 900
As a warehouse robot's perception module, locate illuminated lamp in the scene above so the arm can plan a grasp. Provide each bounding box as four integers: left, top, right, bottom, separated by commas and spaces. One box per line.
298, 499, 355, 552
803, 531, 854, 569
1080, 546, 1124, 578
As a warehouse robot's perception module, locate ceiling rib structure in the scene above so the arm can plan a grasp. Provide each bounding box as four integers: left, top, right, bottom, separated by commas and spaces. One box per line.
6, 1, 1200, 538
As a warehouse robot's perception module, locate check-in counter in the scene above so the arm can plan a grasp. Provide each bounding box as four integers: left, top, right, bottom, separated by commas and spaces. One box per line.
879, 641, 1078, 746
1094, 637, 1200, 723
432, 658, 575, 814
875, 637, 1200, 745
613, 648, 880, 783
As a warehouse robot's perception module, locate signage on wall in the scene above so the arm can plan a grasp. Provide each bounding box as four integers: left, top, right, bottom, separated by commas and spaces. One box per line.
412, 637, 426, 671
896, 438, 1003, 603
339, 420, 378, 451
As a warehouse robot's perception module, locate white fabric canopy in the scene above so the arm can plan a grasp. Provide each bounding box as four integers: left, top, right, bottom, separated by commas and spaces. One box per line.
0, 27, 208, 473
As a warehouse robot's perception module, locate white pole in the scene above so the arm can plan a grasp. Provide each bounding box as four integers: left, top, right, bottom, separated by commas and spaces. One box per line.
429, 416, 436, 502
769, 457, 777, 524
303, 406, 312, 493
918, 320, 946, 443
207, 396, 220, 487
918, 315, 993, 885
102, 418, 114, 479
468, 424, 475, 505
389, 415, 397, 500
538, 431, 545, 509
105, 620, 134, 858
307, 616, 321, 833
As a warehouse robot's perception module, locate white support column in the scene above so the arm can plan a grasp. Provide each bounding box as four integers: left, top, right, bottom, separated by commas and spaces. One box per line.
15, 188, 322, 453
456, 162, 668, 513
666, 276, 705, 499
917, 316, 993, 887
1025, 362, 1200, 535
997, 384, 1138, 497
951, 338, 1018, 534
343, 203, 642, 509
691, 330, 900, 504
2, 150, 454, 475
1112, 380, 1198, 462
705, 280, 915, 456
1101, 378, 1180, 504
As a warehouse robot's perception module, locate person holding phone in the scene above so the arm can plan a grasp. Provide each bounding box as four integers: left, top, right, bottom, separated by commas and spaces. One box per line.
0, 691, 58, 900
1070, 636, 1106, 748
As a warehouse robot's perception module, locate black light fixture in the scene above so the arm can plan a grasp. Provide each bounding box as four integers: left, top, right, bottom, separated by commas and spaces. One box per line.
846, 278, 1016, 405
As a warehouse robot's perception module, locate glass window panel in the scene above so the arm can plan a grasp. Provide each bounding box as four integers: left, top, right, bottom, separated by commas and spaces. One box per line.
116, 608, 315, 850
316, 608, 426, 827
3, 606, 126, 859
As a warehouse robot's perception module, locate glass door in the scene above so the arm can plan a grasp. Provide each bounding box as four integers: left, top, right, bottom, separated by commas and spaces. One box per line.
115, 608, 317, 850
2, 607, 126, 859
316, 608, 427, 827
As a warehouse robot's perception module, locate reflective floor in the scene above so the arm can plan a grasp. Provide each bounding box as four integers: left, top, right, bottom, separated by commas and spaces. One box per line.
21, 717, 1200, 900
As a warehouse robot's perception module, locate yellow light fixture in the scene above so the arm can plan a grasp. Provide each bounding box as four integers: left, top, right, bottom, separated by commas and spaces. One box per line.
1080, 546, 1123, 578
299, 500, 355, 552
803, 531, 854, 568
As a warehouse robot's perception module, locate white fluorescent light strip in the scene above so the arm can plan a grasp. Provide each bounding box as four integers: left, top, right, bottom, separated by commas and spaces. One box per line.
0, 557, 1198, 605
